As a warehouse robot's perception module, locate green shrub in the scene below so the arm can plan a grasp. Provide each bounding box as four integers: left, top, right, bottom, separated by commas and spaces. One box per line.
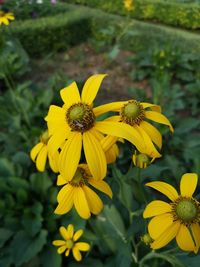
66, 0, 200, 30
2, 9, 91, 57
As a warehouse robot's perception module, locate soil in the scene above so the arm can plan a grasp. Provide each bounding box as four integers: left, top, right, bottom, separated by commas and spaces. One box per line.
28, 43, 151, 103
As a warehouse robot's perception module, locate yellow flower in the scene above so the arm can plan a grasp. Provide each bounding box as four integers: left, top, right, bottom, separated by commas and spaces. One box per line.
30, 130, 59, 172
54, 164, 112, 219
124, 0, 134, 12
132, 151, 154, 169
0, 11, 15, 26
143, 173, 200, 253
53, 224, 90, 261
45, 74, 146, 181
94, 100, 174, 158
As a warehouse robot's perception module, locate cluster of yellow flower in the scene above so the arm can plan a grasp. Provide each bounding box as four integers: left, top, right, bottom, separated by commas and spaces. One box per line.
0, 11, 14, 26
30, 74, 200, 260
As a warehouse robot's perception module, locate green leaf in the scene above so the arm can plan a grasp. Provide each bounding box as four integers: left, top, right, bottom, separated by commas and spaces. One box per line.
11, 230, 47, 266
30, 172, 53, 196
0, 158, 15, 177
41, 244, 62, 267
0, 228, 13, 248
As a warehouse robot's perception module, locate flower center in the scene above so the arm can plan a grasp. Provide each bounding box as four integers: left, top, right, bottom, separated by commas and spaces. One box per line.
66, 239, 74, 249
40, 130, 49, 144
120, 100, 145, 125
172, 197, 200, 225
66, 103, 95, 132
69, 167, 88, 187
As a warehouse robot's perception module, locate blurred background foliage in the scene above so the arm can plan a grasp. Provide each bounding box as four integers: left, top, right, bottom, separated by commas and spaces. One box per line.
0, 0, 200, 267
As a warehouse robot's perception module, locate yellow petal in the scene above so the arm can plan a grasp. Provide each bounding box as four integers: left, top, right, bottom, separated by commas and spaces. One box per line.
30, 142, 43, 161
151, 222, 180, 250
60, 82, 81, 108
73, 187, 91, 219
145, 111, 174, 132
59, 132, 82, 181
47, 131, 68, 156
141, 102, 161, 112
45, 105, 66, 121
59, 226, 70, 240
146, 181, 179, 201
135, 125, 161, 158
140, 121, 162, 150
83, 185, 103, 215
148, 213, 174, 240
48, 151, 59, 173
191, 223, 200, 254
57, 174, 67, 186
94, 121, 145, 154
93, 101, 126, 117
72, 247, 82, 261
83, 129, 106, 180
101, 135, 118, 152
105, 144, 119, 164
57, 245, 67, 254
176, 224, 195, 252
75, 242, 90, 251
143, 200, 172, 218
55, 184, 74, 215
180, 173, 198, 197
88, 178, 113, 198
52, 240, 66, 246
65, 249, 70, 256
81, 74, 107, 105
36, 146, 48, 172
73, 230, 83, 242
67, 224, 74, 239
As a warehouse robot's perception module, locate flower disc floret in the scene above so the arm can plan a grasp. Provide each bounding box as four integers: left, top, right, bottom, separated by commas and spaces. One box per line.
67, 103, 95, 132
120, 100, 145, 126
69, 167, 87, 187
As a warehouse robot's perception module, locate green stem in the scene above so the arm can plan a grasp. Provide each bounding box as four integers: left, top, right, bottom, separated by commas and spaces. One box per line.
137, 168, 148, 204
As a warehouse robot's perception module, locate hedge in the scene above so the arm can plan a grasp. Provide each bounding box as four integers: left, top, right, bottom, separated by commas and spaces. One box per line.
3, 9, 91, 57
65, 0, 200, 30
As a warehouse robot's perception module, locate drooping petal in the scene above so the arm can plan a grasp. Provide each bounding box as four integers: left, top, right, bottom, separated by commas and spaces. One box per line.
145, 111, 174, 132
73, 187, 91, 219
72, 247, 82, 261
141, 102, 161, 112
30, 142, 43, 161
93, 101, 126, 117
36, 145, 48, 172
55, 184, 74, 215
146, 181, 179, 201
59, 226, 70, 240
83, 129, 106, 180
81, 74, 107, 105
57, 174, 67, 186
83, 185, 103, 215
105, 144, 119, 164
48, 151, 59, 173
140, 121, 162, 149
52, 240, 66, 246
65, 249, 70, 256
57, 245, 67, 254
73, 230, 83, 242
176, 224, 195, 252
59, 132, 82, 181
143, 200, 172, 218
60, 82, 81, 108
101, 135, 118, 152
75, 242, 90, 251
88, 178, 113, 198
180, 173, 198, 197
67, 224, 74, 239
47, 131, 68, 156
148, 213, 174, 240
94, 121, 145, 154
151, 222, 180, 250
191, 223, 200, 254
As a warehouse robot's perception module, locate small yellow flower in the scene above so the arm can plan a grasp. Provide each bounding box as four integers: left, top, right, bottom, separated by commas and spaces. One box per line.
141, 233, 153, 245
124, 0, 134, 12
0, 11, 15, 26
94, 100, 173, 158
143, 173, 200, 253
30, 130, 59, 172
55, 164, 112, 219
53, 224, 90, 261
132, 151, 154, 169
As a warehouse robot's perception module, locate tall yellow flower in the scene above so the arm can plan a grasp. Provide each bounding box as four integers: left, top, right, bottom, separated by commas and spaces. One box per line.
53, 224, 90, 261
94, 99, 173, 158
45, 74, 146, 181
143, 173, 200, 253
124, 0, 134, 12
55, 164, 112, 219
30, 130, 59, 172
0, 11, 15, 26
